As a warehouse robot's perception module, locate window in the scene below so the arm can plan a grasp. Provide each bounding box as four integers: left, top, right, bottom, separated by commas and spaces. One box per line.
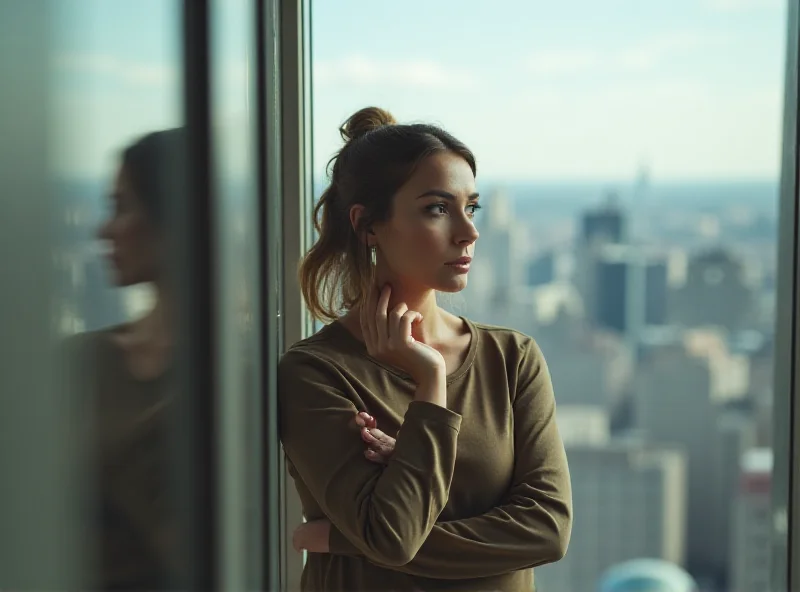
309, 1, 792, 590
0, 1, 281, 589
1, 1, 796, 590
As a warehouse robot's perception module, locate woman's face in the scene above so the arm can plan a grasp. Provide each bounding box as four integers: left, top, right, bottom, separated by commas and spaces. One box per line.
97, 164, 161, 287
372, 151, 480, 293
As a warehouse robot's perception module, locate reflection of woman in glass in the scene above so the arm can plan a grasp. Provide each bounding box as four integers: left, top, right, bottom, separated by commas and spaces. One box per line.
73, 129, 184, 591
279, 107, 572, 591
97, 131, 179, 379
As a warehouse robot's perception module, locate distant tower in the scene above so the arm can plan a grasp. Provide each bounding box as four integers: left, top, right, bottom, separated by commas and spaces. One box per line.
575, 194, 627, 324
487, 189, 512, 230
670, 249, 756, 331
625, 164, 652, 356
579, 192, 626, 248
466, 188, 523, 321
632, 161, 652, 242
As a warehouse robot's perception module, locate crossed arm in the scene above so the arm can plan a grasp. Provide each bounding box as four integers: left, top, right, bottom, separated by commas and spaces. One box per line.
279, 341, 572, 579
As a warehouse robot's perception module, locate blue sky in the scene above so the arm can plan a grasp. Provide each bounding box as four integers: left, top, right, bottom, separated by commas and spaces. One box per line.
51, 0, 787, 182
312, 0, 788, 181
51, 0, 183, 178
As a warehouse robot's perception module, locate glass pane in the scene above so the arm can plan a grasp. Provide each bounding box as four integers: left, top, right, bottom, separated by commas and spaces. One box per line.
1, 1, 194, 589
55, 2, 188, 589
310, 2, 789, 591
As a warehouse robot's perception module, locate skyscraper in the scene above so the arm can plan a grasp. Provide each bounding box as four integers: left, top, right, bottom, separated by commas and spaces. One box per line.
580, 196, 627, 247
591, 246, 669, 334
575, 196, 627, 326
534, 440, 686, 592
669, 248, 756, 332
729, 449, 772, 592
634, 334, 753, 586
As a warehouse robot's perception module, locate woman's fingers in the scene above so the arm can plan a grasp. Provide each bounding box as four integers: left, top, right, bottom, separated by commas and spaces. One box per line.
365, 434, 395, 465
361, 427, 396, 454
356, 413, 396, 465
399, 310, 422, 343
388, 302, 408, 342
355, 411, 376, 429
375, 284, 391, 345
364, 449, 387, 464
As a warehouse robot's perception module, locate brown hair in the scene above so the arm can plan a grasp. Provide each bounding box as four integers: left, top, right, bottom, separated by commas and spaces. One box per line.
121, 128, 186, 228
299, 107, 477, 323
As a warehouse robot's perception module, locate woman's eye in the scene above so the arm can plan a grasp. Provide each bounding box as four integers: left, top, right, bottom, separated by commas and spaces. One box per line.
426, 202, 481, 217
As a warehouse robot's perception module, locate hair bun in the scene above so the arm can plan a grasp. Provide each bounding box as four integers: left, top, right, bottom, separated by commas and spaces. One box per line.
340, 107, 397, 143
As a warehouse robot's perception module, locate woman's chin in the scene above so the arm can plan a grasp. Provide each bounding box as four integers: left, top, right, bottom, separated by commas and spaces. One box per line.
435, 275, 469, 294
110, 268, 150, 289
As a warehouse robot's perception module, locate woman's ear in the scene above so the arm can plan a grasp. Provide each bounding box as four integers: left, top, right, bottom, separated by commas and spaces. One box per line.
349, 204, 375, 246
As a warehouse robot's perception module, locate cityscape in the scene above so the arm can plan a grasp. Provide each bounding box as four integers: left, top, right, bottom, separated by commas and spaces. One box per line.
454, 173, 778, 592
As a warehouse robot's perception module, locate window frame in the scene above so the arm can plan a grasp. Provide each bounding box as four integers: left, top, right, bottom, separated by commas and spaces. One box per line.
278, 0, 314, 589
775, 1, 800, 590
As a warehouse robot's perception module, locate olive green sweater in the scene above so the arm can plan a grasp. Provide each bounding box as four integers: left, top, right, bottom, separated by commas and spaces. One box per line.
68, 328, 177, 591
278, 318, 572, 591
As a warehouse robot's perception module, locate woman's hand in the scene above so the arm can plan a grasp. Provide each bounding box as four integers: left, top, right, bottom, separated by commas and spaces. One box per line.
360, 284, 445, 386
356, 411, 396, 464
292, 519, 331, 553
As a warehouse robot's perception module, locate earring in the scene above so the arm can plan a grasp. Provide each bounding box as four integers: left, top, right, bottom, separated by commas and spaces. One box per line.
370, 245, 377, 266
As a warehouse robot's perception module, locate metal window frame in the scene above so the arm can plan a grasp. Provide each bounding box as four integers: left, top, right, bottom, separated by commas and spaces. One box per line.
258, 0, 286, 590
176, 1, 218, 588
279, 0, 313, 589
776, 1, 800, 590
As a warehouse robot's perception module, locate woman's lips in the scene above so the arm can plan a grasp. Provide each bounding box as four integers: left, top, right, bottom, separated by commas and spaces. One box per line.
445, 256, 472, 273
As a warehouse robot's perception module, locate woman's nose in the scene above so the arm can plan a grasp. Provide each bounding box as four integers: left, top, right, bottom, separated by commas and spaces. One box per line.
457, 218, 479, 246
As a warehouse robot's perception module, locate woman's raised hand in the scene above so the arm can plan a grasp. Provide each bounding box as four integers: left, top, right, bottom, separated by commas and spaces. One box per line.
359, 284, 445, 386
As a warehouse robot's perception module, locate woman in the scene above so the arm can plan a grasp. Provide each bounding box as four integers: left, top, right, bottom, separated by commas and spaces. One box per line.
70, 128, 184, 590
279, 107, 572, 591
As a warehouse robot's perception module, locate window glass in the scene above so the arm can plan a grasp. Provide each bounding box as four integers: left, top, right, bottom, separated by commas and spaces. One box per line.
310, 2, 788, 590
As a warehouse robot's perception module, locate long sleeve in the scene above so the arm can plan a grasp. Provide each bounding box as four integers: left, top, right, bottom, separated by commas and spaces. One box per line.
329, 337, 572, 579
279, 348, 462, 567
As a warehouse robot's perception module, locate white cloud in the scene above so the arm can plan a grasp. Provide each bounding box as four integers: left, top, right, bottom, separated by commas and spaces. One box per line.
527, 31, 730, 76
314, 55, 477, 90
705, 0, 783, 11
54, 52, 176, 87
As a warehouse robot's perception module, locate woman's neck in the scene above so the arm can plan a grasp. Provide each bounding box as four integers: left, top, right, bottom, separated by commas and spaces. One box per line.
368, 264, 452, 345
386, 283, 445, 345
113, 281, 173, 380
132, 281, 173, 348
